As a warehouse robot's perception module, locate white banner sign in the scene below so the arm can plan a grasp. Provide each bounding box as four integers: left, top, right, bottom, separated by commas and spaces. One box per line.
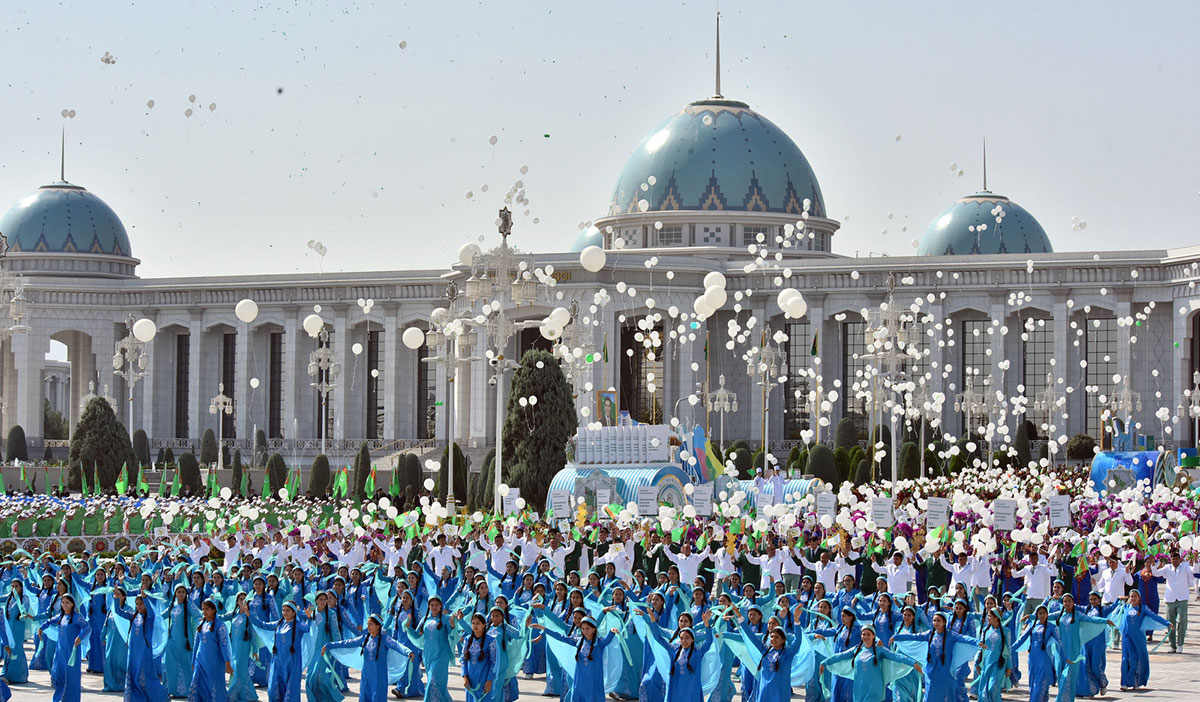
502, 487, 521, 515
637, 486, 659, 516
596, 488, 612, 511
993, 499, 1018, 531
870, 498, 895, 528
549, 490, 571, 518
756, 491, 776, 513
1047, 494, 1072, 529
692, 484, 714, 516
925, 497, 950, 529
816, 491, 837, 520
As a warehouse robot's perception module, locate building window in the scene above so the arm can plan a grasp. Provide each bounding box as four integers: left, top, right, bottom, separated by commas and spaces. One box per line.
742, 225, 770, 247
842, 320, 867, 429
620, 324, 663, 424
366, 330, 382, 439
417, 340, 436, 440
655, 225, 683, 246
961, 319, 991, 432
698, 224, 724, 245
1085, 317, 1117, 438
783, 320, 812, 439
221, 333, 237, 439
174, 334, 190, 439
1022, 319, 1053, 436
269, 332, 283, 439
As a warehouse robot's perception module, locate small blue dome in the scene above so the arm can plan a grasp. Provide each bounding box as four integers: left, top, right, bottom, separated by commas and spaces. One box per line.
918, 191, 1051, 256
0, 182, 132, 258
608, 98, 825, 218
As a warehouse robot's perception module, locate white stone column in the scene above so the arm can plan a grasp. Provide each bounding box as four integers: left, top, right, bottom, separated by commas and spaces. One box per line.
235, 321, 252, 442
989, 296, 1008, 434
1052, 293, 1074, 439
1116, 295, 1133, 389
187, 316, 203, 443
139, 330, 157, 438
330, 308, 350, 444
12, 332, 41, 437
382, 307, 399, 439
806, 300, 825, 443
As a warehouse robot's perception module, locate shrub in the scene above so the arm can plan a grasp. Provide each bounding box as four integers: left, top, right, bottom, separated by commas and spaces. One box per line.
68, 397, 136, 489
809, 444, 838, 490
200, 428, 219, 465
899, 441, 920, 480
1066, 434, 1096, 462
854, 459, 873, 485
835, 417, 858, 452
178, 453, 202, 495
353, 442, 371, 499
266, 453, 288, 494
132, 429, 151, 468
437, 443, 468, 504
231, 449, 245, 495
253, 429, 268, 468
310, 454, 332, 496
5, 425, 27, 462
1013, 421, 1032, 468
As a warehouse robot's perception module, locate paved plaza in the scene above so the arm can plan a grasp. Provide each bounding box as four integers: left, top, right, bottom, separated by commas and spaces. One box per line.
16, 599, 1200, 702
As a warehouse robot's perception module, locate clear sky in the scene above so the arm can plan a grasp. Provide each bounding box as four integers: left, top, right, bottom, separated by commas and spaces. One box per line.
2, 1, 1198, 278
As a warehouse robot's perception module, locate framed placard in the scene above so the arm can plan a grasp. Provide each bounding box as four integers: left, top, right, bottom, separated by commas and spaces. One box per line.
993, 499, 1017, 531
870, 497, 895, 528
1047, 494, 1071, 529
926, 497, 950, 529
692, 484, 714, 516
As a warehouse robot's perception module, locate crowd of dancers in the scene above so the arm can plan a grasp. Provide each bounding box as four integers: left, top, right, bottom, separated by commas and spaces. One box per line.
3, 519, 1195, 702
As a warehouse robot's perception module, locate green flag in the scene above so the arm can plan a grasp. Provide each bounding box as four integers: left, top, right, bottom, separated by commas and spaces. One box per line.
1182, 519, 1197, 535
81, 464, 90, 496
136, 466, 150, 494
240, 468, 248, 497
159, 467, 169, 496
18, 464, 26, 491
1068, 540, 1086, 559
333, 467, 349, 499
170, 467, 181, 497
364, 466, 376, 496
388, 467, 401, 499
57, 464, 64, 494
115, 463, 128, 495
261, 469, 272, 499
207, 468, 218, 497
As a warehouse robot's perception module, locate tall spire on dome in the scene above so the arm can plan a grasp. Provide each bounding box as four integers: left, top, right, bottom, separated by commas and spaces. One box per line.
59, 125, 66, 182
713, 11, 723, 99
982, 137, 988, 192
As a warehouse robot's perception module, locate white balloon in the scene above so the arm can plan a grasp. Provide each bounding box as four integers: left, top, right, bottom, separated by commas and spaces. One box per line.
539, 322, 562, 340
703, 271, 727, 290
235, 299, 259, 323
703, 286, 727, 309
693, 297, 714, 318
786, 295, 808, 319
549, 307, 571, 326
776, 288, 801, 312
250, 377, 260, 389
220, 487, 232, 500
132, 318, 157, 343
423, 478, 434, 491
302, 314, 324, 338
579, 245, 606, 272
351, 342, 363, 356
402, 327, 426, 350
458, 243, 481, 267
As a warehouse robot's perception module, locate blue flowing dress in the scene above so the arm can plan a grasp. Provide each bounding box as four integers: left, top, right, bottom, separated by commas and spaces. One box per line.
48, 611, 91, 702
461, 633, 498, 702
388, 608, 423, 698
1014, 622, 1061, 702
249, 595, 280, 688
115, 605, 168, 702
1118, 605, 1169, 689
402, 614, 455, 702
543, 629, 617, 702
1077, 603, 1115, 697
167, 600, 201, 697
306, 609, 344, 702
3, 593, 30, 683
222, 611, 257, 702
87, 590, 109, 672
190, 618, 234, 702
740, 623, 805, 702
254, 615, 310, 702
102, 604, 130, 692
892, 631, 977, 702
327, 633, 413, 702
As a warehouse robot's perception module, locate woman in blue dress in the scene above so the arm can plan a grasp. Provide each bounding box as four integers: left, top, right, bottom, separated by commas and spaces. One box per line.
488, 602, 522, 702
741, 621, 806, 702
191, 599, 235, 702
387, 590, 423, 699
653, 624, 713, 702
890, 606, 926, 702
1116, 589, 1170, 691
223, 594, 257, 702
249, 576, 280, 688
114, 593, 168, 702
325, 614, 415, 702
31, 575, 66, 671
3, 578, 33, 683
47, 594, 91, 702
804, 598, 836, 702
1052, 593, 1111, 702
84, 566, 110, 673
252, 600, 310, 702
102, 586, 130, 692
461, 613, 497, 702
1013, 604, 1062, 702
822, 623, 920, 702
306, 591, 344, 702
166, 582, 201, 698
519, 582, 546, 678
738, 605, 768, 702
973, 608, 1011, 702
812, 607, 862, 702
533, 615, 619, 702
892, 612, 979, 702
401, 596, 457, 702
1078, 592, 1115, 698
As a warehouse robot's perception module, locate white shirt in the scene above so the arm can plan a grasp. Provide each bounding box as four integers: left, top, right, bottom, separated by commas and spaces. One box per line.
1150, 562, 1195, 603
661, 546, 709, 585
1012, 562, 1056, 600
512, 536, 542, 569
595, 542, 635, 581
938, 556, 975, 592
426, 545, 461, 574
834, 553, 860, 584
1094, 563, 1132, 604
799, 556, 839, 592
547, 542, 575, 575
711, 547, 739, 577
746, 551, 790, 588
485, 539, 516, 572
969, 557, 993, 590
882, 559, 916, 594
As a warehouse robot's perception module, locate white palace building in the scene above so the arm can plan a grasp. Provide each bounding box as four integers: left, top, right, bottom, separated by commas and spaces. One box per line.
2, 81, 1199, 466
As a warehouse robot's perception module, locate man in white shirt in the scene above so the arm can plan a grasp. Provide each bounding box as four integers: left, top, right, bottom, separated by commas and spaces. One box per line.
426, 534, 461, 574
969, 554, 994, 606
483, 533, 516, 572
658, 542, 710, 586
881, 552, 916, 595
938, 550, 976, 593
545, 533, 575, 576
745, 543, 791, 590
799, 549, 840, 593
1012, 551, 1056, 617
1094, 556, 1132, 606
1151, 552, 1195, 652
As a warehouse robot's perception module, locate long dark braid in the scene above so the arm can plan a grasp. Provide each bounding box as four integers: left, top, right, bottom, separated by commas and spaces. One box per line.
670, 645, 694, 676
926, 631, 946, 665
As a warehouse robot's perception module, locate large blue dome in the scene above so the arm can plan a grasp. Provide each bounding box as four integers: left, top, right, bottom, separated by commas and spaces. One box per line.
918, 191, 1052, 256
607, 98, 826, 218
0, 182, 132, 258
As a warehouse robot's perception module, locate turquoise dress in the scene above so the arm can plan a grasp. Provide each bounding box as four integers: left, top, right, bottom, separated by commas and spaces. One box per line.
823, 644, 917, 702
663, 637, 714, 702
541, 629, 617, 702
739, 623, 805, 702
887, 623, 925, 702
1118, 604, 1169, 689
48, 611, 91, 702
222, 611, 257, 702
251, 614, 310, 702
1052, 610, 1108, 702
1013, 622, 1061, 702
190, 618, 234, 702
166, 599, 201, 697
249, 594, 280, 687
1078, 603, 1116, 697
402, 613, 456, 702
326, 633, 413, 702
3, 592, 31, 683
306, 609, 343, 702
114, 605, 167, 702
892, 631, 977, 702
102, 605, 130, 692
973, 626, 1009, 702
461, 632, 498, 702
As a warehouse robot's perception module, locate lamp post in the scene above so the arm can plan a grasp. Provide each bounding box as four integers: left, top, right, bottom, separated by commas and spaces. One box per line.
954, 372, 1002, 458
862, 274, 922, 484
307, 328, 341, 455
1177, 371, 1200, 449
706, 374, 738, 447
114, 314, 154, 438
1033, 371, 1063, 442
209, 383, 235, 470
745, 339, 786, 474
1106, 379, 1142, 447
